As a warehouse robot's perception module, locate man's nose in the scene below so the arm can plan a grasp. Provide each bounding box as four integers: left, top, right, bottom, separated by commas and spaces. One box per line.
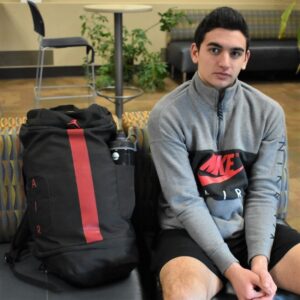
218, 52, 230, 68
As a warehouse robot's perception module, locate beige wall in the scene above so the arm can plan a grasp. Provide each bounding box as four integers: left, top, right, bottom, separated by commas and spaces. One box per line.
0, 0, 299, 67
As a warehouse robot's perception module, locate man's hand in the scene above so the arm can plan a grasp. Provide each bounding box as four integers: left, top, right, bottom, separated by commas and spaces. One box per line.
224, 262, 270, 299
251, 256, 277, 299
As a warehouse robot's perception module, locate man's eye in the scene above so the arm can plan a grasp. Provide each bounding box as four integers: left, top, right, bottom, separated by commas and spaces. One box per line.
230, 50, 243, 58
209, 47, 220, 55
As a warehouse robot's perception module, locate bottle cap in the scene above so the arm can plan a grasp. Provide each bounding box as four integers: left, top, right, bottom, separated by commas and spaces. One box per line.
109, 130, 136, 151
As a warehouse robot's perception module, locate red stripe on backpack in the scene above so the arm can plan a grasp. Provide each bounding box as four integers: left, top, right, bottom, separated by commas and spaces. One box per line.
67, 128, 103, 243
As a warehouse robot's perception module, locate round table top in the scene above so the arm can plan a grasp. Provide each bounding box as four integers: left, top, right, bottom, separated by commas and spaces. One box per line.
84, 4, 152, 14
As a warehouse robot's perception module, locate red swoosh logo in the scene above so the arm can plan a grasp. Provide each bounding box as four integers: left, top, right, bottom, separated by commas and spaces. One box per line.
198, 166, 244, 186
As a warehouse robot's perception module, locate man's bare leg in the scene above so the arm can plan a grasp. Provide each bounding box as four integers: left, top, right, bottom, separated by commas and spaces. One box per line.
159, 256, 223, 300
270, 243, 300, 294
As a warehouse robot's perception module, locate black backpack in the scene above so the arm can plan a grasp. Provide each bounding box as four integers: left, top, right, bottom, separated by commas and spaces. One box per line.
5, 104, 138, 290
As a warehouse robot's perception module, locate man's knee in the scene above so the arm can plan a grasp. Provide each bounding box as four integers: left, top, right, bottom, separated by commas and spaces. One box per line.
160, 273, 208, 300
159, 256, 223, 300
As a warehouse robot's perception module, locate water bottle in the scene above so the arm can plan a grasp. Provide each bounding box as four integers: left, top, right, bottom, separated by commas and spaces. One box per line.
109, 130, 136, 166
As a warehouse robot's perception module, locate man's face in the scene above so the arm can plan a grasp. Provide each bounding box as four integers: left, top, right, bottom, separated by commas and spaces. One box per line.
191, 28, 250, 90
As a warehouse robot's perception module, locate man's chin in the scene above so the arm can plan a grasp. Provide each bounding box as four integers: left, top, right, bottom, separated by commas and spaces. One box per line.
213, 81, 234, 90
198, 73, 235, 90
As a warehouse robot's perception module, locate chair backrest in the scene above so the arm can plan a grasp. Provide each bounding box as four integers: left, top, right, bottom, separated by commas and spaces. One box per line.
27, 0, 45, 37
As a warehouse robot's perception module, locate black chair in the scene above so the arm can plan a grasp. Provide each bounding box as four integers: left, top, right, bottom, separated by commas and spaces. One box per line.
27, 0, 96, 107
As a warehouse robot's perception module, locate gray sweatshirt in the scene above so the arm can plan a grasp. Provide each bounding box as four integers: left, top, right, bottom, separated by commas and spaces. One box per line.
148, 73, 288, 274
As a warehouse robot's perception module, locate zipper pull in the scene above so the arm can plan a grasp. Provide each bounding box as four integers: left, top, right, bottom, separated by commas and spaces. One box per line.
217, 101, 223, 120
67, 119, 81, 129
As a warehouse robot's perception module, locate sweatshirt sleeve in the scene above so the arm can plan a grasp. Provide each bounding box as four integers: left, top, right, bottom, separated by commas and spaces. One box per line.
245, 104, 288, 263
148, 108, 239, 274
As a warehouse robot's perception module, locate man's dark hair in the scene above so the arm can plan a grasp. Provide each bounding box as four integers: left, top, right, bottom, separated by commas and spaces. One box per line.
194, 7, 250, 50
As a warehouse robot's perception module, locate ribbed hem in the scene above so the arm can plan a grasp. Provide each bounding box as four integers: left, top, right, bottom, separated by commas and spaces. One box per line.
247, 248, 271, 265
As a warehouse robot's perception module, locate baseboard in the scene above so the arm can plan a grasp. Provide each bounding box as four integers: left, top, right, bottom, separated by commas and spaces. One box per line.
0, 50, 53, 67
0, 66, 90, 79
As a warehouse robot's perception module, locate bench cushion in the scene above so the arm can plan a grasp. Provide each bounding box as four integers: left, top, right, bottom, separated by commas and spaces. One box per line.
247, 39, 299, 71
122, 111, 150, 133
0, 117, 26, 242
166, 41, 196, 74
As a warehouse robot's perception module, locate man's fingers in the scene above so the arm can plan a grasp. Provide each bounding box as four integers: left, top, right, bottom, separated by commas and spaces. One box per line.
260, 272, 277, 295
251, 288, 265, 299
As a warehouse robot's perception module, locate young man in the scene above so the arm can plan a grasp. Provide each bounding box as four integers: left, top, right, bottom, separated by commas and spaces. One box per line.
148, 7, 300, 300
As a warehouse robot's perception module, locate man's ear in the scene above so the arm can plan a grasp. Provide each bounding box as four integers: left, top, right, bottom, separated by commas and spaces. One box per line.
190, 43, 200, 64
242, 49, 251, 70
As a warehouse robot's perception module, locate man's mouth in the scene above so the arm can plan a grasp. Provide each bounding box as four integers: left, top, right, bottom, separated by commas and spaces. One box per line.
214, 72, 231, 79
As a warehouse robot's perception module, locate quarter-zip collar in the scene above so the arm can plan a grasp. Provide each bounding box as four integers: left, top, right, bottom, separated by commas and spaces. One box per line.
188, 72, 239, 111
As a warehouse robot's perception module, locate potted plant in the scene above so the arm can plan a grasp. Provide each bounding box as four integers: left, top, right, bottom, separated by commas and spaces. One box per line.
80, 8, 189, 91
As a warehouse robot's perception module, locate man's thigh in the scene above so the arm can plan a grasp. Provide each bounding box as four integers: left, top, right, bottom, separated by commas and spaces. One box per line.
152, 229, 224, 278
269, 224, 300, 270
269, 224, 300, 293
152, 229, 224, 299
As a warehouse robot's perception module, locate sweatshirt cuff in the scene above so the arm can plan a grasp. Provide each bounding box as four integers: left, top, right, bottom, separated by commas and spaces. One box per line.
209, 243, 239, 274
247, 247, 271, 265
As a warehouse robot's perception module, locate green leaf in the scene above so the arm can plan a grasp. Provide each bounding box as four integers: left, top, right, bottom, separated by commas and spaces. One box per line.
137, 52, 168, 91
278, 0, 296, 39
158, 8, 190, 32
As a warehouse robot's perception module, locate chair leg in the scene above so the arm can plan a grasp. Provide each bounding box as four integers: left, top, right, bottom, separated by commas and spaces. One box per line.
35, 47, 45, 107
90, 62, 96, 103
34, 47, 42, 107
33, 45, 97, 104
35, 47, 41, 90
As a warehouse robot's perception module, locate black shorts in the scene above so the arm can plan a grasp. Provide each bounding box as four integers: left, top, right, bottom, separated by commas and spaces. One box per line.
151, 224, 300, 282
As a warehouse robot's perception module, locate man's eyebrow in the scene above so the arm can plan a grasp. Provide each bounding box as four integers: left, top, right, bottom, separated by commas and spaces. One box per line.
231, 47, 245, 52
207, 42, 222, 48
207, 42, 245, 52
